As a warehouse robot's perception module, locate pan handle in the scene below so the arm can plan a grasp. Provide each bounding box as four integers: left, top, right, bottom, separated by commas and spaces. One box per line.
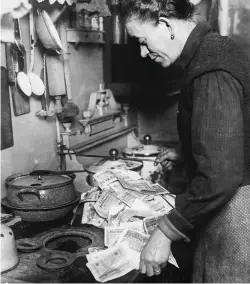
29, 169, 86, 176
17, 238, 42, 252
17, 188, 41, 202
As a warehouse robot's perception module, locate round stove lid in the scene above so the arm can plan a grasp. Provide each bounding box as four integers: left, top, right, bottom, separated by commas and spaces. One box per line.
87, 158, 142, 174
123, 144, 161, 157
8, 173, 72, 188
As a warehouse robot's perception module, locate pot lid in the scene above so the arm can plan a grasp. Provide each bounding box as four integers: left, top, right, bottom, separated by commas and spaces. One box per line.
123, 135, 161, 157
7, 173, 72, 187
87, 158, 142, 174
123, 145, 161, 157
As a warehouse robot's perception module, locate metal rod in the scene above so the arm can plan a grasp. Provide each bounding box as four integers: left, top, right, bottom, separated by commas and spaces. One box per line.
73, 153, 156, 163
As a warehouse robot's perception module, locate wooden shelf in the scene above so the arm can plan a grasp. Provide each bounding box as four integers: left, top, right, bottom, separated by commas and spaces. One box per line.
67, 28, 105, 44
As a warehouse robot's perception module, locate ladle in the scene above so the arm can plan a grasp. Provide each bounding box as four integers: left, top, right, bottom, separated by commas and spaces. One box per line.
28, 9, 45, 96
14, 19, 32, 97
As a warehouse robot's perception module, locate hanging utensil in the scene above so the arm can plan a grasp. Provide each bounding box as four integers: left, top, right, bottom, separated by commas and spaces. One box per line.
36, 54, 55, 117
52, 4, 68, 23
28, 9, 45, 96
59, 21, 79, 122
11, 19, 30, 115
5, 43, 16, 85
35, 9, 62, 52
40, 54, 49, 111
14, 18, 32, 97
46, 52, 66, 114
1, 66, 14, 150
36, 51, 55, 118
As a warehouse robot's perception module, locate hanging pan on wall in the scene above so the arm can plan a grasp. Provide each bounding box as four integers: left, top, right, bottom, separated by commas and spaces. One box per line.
35, 9, 62, 52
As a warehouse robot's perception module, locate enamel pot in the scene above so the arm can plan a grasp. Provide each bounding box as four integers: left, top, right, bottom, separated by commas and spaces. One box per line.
122, 135, 163, 183
1, 195, 79, 222
85, 149, 143, 187
5, 172, 77, 208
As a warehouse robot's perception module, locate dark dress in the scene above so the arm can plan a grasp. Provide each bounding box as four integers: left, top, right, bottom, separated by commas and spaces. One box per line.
157, 23, 250, 282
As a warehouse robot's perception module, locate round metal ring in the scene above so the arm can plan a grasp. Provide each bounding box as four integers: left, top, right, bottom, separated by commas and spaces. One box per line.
36, 251, 75, 271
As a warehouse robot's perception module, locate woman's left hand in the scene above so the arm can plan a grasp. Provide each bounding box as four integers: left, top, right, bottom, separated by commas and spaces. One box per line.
140, 227, 172, 277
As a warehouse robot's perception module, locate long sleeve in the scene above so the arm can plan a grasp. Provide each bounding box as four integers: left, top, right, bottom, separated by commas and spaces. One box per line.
158, 71, 245, 240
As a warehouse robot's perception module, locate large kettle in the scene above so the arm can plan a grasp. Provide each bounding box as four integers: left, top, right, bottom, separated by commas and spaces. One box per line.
0, 223, 19, 273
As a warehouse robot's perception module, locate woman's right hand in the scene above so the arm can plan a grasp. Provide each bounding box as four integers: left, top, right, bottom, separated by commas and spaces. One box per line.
154, 147, 182, 170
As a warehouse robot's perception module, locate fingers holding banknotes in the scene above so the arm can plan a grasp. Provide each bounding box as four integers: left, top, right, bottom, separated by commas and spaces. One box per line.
154, 147, 182, 170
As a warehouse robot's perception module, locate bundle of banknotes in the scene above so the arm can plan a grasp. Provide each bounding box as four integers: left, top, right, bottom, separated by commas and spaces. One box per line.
80, 169, 178, 282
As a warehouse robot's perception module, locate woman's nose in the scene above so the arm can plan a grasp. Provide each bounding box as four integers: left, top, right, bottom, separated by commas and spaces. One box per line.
140, 45, 149, 58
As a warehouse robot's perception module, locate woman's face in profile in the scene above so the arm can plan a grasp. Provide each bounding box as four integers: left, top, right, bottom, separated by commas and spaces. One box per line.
126, 18, 182, 68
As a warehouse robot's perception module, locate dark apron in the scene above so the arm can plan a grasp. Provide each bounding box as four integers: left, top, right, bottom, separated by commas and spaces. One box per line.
192, 185, 250, 282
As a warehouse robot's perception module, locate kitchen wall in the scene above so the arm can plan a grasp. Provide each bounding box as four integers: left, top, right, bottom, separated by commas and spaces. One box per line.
1, 5, 104, 199
225, 0, 250, 55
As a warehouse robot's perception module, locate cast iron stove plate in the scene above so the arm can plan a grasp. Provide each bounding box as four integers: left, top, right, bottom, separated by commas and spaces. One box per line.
16, 225, 104, 271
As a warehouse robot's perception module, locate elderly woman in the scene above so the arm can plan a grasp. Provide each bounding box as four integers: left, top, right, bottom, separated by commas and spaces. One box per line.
118, 0, 250, 282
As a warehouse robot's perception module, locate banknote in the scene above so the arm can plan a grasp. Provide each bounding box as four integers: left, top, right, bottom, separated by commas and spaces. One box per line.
161, 193, 176, 208
88, 246, 106, 254
118, 178, 155, 193
86, 243, 136, 282
117, 229, 150, 253
143, 195, 173, 214
120, 221, 144, 234
143, 215, 164, 235
104, 226, 126, 247
81, 187, 100, 202
108, 204, 135, 227
81, 202, 107, 227
94, 188, 121, 219
109, 181, 126, 195
81, 202, 95, 224
93, 170, 117, 191
112, 169, 142, 181
151, 183, 170, 195
169, 252, 179, 268
116, 188, 148, 208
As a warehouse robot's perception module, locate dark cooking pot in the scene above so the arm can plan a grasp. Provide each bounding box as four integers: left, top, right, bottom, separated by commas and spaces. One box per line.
5, 172, 77, 208
1, 194, 79, 222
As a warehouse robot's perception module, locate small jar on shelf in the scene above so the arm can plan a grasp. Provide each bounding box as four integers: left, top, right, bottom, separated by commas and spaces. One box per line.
76, 10, 102, 31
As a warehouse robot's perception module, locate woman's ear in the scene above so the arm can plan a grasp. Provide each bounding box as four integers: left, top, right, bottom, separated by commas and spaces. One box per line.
159, 17, 174, 39
159, 16, 171, 28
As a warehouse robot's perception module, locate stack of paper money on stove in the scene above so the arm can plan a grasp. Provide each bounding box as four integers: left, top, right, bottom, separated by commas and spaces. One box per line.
81, 169, 178, 282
